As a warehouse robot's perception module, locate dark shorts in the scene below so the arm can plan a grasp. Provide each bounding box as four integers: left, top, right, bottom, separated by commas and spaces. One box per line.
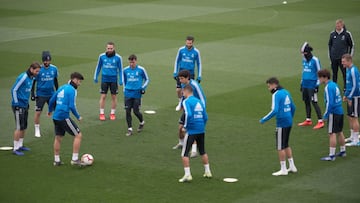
176, 73, 195, 88
275, 127, 291, 150
302, 88, 318, 103
347, 97, 360, 117
178, 112, 185, 125
100, 82, 118, 95
35, 96, 51, 111
53, 118, 81, 136
125, 97, 141, 110
181, 133, 206, 157
327, 113, 344, 134
12, 106, 29, 130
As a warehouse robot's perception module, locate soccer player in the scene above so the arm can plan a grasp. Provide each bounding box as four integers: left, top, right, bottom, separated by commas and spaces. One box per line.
179, 85, 211, 183
318, 69, 346, 161
31, 51, 59, 137
328, 19, 355, 87
173, 36, 202, 111
298, 42, 324, 129
260, 77, 297, 176
172, 70, 206, 158
48, 72, 84, 166
123, 54, 150, 136
94, 42, 123, 121
11, 62, 41, 156
342, 54, 360, 147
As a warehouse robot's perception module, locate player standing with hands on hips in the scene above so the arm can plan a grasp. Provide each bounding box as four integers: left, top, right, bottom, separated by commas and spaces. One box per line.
260, 77, 297, 176
94, 42, 123, 121
179, 85, 211, 183
123, 54, 150, 136
48, 72, 85, 166
298, 42, 324, 129
11, 62, 41, 156
317, 69, 346, 161
31, 51, 59, 137
173, 36, 202, 111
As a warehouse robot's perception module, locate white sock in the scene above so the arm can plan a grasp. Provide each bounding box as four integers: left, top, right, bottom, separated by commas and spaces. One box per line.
13, 140, 19, 151
184, 167, 191, 176
353, 132, 359, 144
306, 118, 311, 121
329, 147, 336, 156
191, 144, 197, 153
55, 155, 60, 162
100, 109, 105, 114
72, 153, 79, 161
128, 127, 133, 131
204, 164, 211, 173
288, 158, 295, 168
318, 119, 323, 122
140, 121, 145, 125
19, 138, 24, 147
110, 109, 116, 114
350, 129, 354, 138
340, 146, 346, 152
280, 161, 286, 171
35, 124, 40, 131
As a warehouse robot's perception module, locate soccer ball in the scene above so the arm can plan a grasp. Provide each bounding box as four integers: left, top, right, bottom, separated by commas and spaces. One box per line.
81, 154, 94, 165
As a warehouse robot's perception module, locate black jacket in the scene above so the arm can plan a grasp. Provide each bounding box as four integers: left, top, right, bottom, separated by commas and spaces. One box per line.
328, 28, 354, 60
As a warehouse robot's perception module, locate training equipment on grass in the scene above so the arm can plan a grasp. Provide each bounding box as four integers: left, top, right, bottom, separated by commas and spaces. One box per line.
81, 154, 94, 165
223, 178, 238, 183
282, 1, 287, 4
0, 146, 13, 151
144, 110, 156, 114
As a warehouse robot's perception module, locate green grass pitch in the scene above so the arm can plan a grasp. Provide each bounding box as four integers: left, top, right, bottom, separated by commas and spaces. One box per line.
0, 0, 360, 202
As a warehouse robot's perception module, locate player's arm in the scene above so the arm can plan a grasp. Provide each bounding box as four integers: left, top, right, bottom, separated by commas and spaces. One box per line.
328, 33, 333, 59
118, 56, 123, 86
315, 58, 321, 87
290, 96, 296, 118
141, 68, 150, 91
346, 31, 355, 56
69, 90, 81, 120
54, 77, 59, 91
323, 86, 331, 120
260, 93, 278, 123
93, 55, 102, 83
173, 49, 181, 78
31, 80, 36, 101
347, 68, 357, 100
196, 49, 202, 82
48, 91, 57, 115
182, 101, 192, 128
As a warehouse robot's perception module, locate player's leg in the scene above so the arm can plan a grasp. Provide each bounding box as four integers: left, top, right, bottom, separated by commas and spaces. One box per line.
125, 98, 133, 136
53, 120, 65, 165
63, 118, 83, 165
272, 127, 288, 176
99, 82, 109, 120
34, 96, 48, 137
345, 103, 354, 142
331, 59, 339, 83
109, 82, 118, 120
339, 60, 346, 90
311, 90, 324, 129
197, 133, 212, 178
179, 133, 194, 182
321, 114, 337, 161
18, 107, 29, 152
298, 88, 312, 126
282, 127, 297, 173
175, 78, 182, 111
335, 114, 346, 157
173, 113, 185, 149
133, 98, 145, 132
346, 99, 359, 146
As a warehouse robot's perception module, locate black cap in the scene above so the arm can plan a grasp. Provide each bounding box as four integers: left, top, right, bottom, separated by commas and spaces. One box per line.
42, 51, 51, 62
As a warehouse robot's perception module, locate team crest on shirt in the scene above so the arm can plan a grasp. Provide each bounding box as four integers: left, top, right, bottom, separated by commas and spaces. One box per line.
195, 102, 203, 111
341, 35, 345, 40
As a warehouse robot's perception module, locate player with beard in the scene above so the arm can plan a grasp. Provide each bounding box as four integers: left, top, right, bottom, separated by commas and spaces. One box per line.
94, 42, 123, 121
31, 51, 59, 137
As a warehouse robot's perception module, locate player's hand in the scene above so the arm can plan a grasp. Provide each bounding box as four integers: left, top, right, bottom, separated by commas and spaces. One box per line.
173, 76, 178, 81
78, 117, 83, 122
47, 112, 52, 117
348, 100, 352, 107
197, 77, 201, 83
343, 96, 347, 102
94, 79, 98, 84
259, 119, 264, 124
31, 96, 36, 101
140, 89, 145, 94
314, 87, 319, 93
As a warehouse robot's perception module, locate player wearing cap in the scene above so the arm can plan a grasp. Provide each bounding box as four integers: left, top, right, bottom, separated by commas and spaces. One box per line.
260, 77, 297, 176
94, 42, 123, 121
11, 62, 41, 156
342, 54, 360, 147
178, 84, 211, 183
123, 54, 150, 136
31, 51, 59, 137
173, 36, 202, 111
298, 42, 324, 129
48, 72, 84, 166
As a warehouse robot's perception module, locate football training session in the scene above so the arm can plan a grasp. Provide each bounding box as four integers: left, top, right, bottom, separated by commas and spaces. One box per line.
1, 0, 360, 202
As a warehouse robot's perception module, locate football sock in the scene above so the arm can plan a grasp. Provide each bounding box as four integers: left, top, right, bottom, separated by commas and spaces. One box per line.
204, 164, 211, 173
55, 155, 60, 162
353, 132, 359, 144
340, 146, 346, 152
13, 140, 19, 151
306, 118, 311, 121
280, 161, 286, 171
318, 119, 323, 122
110, 109, 116, 114
19, 138, 24, 147
329, 147, 336, 156
350, 129, 354, 138
288, 158, 295, 168
184, 167, 191, 176
140, 121, 145, 125
100, 109, 105, 114
191, 144, 197, 153
35, 124, 40, 132
72, 153, 79, 161
128, 127, 133, 131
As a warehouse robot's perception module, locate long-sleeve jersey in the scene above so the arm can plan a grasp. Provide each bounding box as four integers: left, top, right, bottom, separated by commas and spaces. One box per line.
93, 53, 123, 84
180, 79, 206, 108
344, 65, 360, 99
328, 28, 355, 60
123, 65, 150, 99
174, 46, 202, 79
183, 95, 208, 135
11, 70, 34, 108
260, 88, 295, 128
48, 83, 80, 120
301, 56, 321, 88
323, 80, 343, 119
34, 64, 58, 97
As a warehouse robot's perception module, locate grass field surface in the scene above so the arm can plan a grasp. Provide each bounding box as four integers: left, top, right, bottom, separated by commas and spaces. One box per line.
0, 0, 360, 202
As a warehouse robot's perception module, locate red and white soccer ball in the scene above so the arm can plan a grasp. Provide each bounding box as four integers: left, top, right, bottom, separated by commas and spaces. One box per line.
81, 154, 94, 166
